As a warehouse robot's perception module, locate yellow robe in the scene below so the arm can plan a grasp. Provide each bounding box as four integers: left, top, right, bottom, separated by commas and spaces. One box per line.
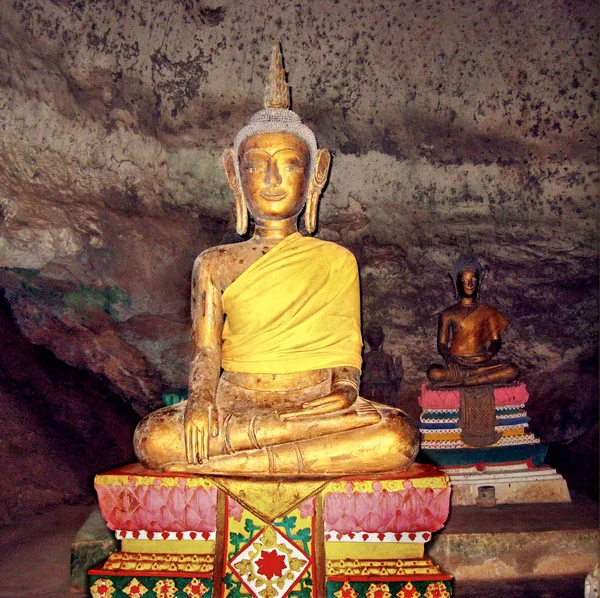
221, 232, 362, 373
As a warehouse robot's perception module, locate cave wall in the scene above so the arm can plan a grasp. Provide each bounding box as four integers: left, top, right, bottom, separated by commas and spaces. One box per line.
0, 293, 139, 524
0, 0, 597, 502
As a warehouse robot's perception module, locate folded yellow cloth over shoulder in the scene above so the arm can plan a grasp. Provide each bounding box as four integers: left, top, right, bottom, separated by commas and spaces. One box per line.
221, 233, 362, 373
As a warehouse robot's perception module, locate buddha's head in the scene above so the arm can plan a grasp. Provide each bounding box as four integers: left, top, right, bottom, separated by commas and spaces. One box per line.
452, 254, 484, 299
223, 40, 331, 234
365, 325, 385, 350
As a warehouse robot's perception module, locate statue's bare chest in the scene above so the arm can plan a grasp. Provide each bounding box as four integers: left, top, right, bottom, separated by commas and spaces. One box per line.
211, 244, 274, 292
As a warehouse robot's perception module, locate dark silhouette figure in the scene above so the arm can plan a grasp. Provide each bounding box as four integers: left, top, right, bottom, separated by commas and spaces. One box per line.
361, 325, 401, 406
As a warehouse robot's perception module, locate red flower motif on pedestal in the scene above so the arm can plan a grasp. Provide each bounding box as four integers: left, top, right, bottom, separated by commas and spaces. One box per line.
334, 581, 359, 598
90, 578, 115, 598
183, 579, 209, 597
396, 581, 421, 598
424, 582, 450, 598
152, 579, 177, 598
123, 578, 148, 597
255, 549, 287, 580
366, 583, 392, 598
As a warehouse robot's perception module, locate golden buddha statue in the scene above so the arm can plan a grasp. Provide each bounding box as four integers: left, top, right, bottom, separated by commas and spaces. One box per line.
427, 254, 520, 389
134, 41, 418, 477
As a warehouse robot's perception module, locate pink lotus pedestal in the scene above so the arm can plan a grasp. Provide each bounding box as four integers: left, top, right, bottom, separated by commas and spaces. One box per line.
89, 463, 452, 597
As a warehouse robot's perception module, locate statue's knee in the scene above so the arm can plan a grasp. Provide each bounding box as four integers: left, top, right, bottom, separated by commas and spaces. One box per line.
507, 363, 520, 382
377, 412, 419, 470
134, 412, 161, 466
427, 364, 446, 383
133, 404, 185, 470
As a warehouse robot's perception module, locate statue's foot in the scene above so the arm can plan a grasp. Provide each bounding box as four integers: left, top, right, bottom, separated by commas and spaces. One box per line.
162, 451, 277, 477
162, 461, 213, 474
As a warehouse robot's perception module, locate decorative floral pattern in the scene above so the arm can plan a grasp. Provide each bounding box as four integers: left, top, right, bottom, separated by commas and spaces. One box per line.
123, 578, 148, 597
96, 473, 217, 533
298, 497, 315, 518
396, 582, 421, 597
324, 484, 450, 533
152, 578, 178, 598
366, 583, 392, 598
228, 498, 244, 522
255, 549, 287, 580
183, 579, 210, 597
424, 581, 451, 598
90, 578, 115, 598
229, 525, 310, 598
334, 581, 359, 598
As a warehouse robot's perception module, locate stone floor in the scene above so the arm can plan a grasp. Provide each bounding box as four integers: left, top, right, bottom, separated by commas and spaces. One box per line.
0, 502, 595, 597
0, 504, 93, 598
430, 493, 599, 581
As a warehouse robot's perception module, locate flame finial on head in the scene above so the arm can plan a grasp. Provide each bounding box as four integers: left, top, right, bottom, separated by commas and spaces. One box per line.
264, 39, 290, 110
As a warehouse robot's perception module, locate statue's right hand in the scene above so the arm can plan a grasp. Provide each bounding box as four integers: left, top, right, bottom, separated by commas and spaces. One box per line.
184, 398, 218, 464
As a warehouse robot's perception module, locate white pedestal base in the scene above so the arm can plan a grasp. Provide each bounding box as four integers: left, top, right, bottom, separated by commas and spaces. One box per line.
444, 462, 571, 506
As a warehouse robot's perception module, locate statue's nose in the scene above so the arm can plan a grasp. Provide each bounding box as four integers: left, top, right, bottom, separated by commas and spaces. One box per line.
264, 161, 282, 187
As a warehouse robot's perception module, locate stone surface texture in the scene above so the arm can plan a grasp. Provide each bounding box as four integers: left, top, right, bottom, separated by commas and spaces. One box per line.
0, 294, 138, 525
70, 508, 117, 592
0, 0, 597, 515
429, 499, 598, 580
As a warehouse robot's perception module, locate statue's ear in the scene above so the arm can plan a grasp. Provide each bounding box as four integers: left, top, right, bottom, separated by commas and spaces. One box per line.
223, 148, 238, 189
223, 148, 248, 236
305, 148, 331, 234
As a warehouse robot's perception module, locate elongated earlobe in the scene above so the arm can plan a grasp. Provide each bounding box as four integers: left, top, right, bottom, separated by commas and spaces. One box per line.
305, 148, 331, 234
223, 148, 248, 235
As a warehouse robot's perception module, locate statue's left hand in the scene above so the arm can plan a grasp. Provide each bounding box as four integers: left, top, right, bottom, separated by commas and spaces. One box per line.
279, 383, 357, 420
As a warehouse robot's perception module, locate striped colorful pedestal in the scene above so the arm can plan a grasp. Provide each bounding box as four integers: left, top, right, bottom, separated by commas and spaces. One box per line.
89, 463, 452, 597
418, 382, 570, 505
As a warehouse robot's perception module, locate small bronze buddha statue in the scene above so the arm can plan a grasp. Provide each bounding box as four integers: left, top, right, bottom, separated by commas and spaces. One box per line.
426, 254, 519, 447
427, 254, 519, 389
133, 41, 418, 477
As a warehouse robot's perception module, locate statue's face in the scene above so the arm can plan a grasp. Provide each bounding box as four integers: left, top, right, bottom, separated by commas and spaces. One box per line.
457, 269, 479, 298
239, 132, 310, 220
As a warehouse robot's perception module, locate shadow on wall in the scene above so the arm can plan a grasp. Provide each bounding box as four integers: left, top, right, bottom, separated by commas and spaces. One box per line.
0, 291, 140, 525
527, 349, 599, 501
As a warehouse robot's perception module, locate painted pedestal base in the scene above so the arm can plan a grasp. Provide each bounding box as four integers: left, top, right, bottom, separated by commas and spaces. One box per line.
419, 382, 570, 506
89, 463, 452, 597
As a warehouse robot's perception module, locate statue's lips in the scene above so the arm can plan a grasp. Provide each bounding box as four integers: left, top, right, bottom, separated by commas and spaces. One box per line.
260, 190, 287, 201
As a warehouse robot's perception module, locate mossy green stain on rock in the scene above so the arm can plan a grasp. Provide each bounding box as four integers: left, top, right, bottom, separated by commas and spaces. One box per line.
63, 286, 132, 319
8, 267, 42, 288
3, 269, 131, 320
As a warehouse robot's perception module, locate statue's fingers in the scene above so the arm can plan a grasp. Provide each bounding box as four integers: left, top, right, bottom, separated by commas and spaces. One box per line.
301, 395, 338, 408
191, 425, 200, 464
203, 426, 210, 462
302, 401, 344, 416
283, 399, 344, 419
184, 430, 189, 462
278, 409, 305, 420
209, 405, 219, 437
185, 424, 192, 463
